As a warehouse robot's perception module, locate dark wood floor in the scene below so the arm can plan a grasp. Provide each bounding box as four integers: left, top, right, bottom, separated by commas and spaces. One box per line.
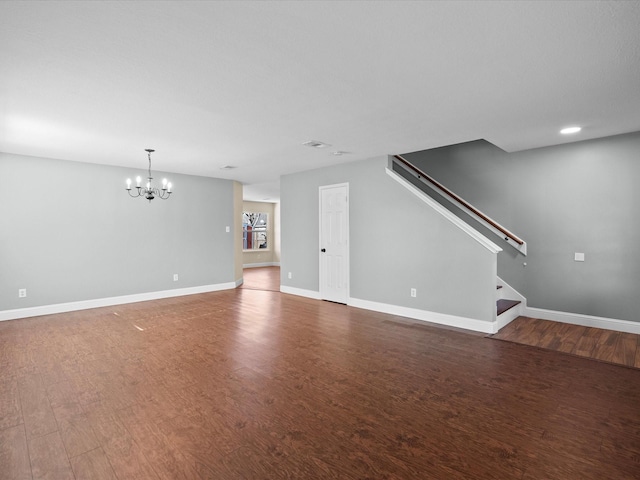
493, 316, 640, 369
1, 270, 640, 479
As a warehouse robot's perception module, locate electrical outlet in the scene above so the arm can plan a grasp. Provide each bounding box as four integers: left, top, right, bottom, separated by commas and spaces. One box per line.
288, 272, 292, 279
225, 226, 230, 233
410, 288, 417, 298
173, 274, 179, 281
18, 288, 27, 298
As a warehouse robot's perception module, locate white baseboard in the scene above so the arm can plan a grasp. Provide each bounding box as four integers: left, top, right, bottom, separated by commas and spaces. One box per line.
276, 288, 498, 333
279, 286, 322, 300
0, 282, 237, 322
495, 277, 640, 334
348, 297, 496, 334
243, 262, 281, 268
280, 285, 322, 300
525, 306, 640, 335
496, 277, 640, 335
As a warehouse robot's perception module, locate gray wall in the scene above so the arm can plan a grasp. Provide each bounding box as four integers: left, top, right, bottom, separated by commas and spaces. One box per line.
0, 152, 236, 311
281, 155, 497, 322
403, 131, 640, 322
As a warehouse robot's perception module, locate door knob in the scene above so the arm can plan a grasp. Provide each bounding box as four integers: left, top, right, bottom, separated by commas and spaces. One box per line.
321, 248, 326, 252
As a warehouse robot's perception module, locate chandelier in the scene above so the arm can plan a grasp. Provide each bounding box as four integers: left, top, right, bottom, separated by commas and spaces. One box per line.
126, 149, 172, 202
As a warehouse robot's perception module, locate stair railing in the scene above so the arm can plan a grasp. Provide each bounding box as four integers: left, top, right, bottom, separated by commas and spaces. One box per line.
392, 154, 527, 255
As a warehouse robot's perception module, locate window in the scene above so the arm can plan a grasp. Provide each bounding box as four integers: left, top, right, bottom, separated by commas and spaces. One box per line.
243, 212, 268, 250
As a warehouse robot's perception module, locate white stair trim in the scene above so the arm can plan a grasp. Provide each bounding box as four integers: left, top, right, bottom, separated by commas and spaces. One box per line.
496, 301, 522, 332
391, 156, 526, 255
386, 167, 502, 254
497, 276, 526, 305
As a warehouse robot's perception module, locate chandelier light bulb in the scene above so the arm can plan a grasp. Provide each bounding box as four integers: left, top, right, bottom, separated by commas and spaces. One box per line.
136, 176, 141, 187
560, 126, 581, 135
126, 178, 131, 189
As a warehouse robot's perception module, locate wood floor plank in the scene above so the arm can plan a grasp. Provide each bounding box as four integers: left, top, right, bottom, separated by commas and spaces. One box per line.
0, 377, 23, 431
83, 402, 159, 480
17, 374, 58, 439
529, 318, 556, 348
69, 447, 118, 480
116, 405, 203, 480
600, 332, 636, 366
0, 424, 32, 480
555, 322, 587, 354
493, 316, 525, 342
51, 402, 100, 460
591, 330, 621, 364
28, 431, 74, 480
571, 327, 602, 358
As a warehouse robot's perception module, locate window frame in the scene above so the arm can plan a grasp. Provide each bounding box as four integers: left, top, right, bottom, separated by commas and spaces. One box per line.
242, 212, 269, 251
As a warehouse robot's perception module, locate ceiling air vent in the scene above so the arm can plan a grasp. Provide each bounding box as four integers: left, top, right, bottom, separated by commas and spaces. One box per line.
302, 140, 330, 149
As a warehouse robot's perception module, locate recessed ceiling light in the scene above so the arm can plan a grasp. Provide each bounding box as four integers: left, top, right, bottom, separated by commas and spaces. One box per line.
302, 140, 331, 149
220, 165, 237, 170
331, 151, 350, 156
560, 126, 582, 135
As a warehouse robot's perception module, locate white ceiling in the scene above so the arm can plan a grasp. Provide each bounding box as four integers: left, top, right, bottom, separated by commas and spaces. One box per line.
2, 1, 640, 202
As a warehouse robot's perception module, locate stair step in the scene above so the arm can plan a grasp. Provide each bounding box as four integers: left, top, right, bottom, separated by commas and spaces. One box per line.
497, 299, 521, 316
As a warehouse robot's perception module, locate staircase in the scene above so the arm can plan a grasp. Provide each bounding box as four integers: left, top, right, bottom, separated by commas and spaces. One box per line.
496, 285, 521, 327
497, 299, 521, 316
386, 153, 526, 333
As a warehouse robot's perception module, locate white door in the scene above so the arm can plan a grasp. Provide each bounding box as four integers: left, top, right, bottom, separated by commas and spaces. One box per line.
319, 183, 349, 303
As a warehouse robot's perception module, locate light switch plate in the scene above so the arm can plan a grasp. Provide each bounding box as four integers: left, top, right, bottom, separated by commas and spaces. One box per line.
574, 252, 585, 262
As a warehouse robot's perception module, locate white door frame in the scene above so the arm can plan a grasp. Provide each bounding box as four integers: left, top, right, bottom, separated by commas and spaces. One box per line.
319, 183, 350, 303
